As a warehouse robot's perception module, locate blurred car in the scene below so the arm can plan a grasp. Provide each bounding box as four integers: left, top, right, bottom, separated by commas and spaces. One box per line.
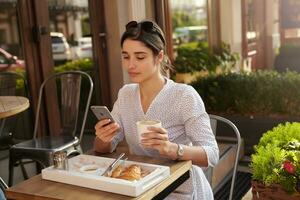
0, 48, 25, 71
71, 37, 92, 59
51, 32, 72, 63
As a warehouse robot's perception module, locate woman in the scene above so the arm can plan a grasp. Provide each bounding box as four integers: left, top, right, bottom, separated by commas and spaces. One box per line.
94, 20, 219, 199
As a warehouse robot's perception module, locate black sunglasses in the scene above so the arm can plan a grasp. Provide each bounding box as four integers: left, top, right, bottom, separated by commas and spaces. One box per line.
125, 21, 165, 44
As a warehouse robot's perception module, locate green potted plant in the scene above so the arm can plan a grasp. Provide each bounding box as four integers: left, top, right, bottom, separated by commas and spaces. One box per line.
250, 122, 300, 199
173, 41, 239, 83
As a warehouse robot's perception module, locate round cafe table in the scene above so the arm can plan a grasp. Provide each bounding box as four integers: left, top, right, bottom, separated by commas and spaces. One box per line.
0, 96, 30, 119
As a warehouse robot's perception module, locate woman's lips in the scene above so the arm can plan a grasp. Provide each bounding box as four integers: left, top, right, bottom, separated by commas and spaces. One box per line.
128, 72, 140, 77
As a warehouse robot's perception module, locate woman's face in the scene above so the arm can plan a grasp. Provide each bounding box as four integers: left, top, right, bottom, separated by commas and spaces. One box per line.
121, 39, 163, 83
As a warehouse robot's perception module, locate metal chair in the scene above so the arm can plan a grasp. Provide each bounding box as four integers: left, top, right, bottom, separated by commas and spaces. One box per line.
207, 114, 242, 200
8, 71, 93, 186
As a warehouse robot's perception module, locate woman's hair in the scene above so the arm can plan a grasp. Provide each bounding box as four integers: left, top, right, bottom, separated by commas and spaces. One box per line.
120, 20, 174, 76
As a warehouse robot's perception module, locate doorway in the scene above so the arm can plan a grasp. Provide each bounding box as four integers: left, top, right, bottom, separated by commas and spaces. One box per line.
0, 0, 110, 136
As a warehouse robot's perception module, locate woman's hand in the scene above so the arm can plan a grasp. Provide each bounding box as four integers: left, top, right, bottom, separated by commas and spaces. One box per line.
95, 119, 120, 143
140, 126, 178, 160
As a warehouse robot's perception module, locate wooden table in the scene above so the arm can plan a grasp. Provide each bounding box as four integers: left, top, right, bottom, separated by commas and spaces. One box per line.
6, 152, 192, 200
0, 96, 29, 119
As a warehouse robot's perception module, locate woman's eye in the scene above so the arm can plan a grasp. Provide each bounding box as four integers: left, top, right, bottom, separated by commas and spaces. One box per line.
122, 56, 129, 60
137, 57, 145, 60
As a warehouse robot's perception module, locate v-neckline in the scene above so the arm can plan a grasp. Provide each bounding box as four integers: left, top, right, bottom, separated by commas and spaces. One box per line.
137, 78, 168, 116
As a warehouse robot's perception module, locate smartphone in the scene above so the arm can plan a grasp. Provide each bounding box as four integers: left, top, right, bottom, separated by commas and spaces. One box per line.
90, 106, 115, 123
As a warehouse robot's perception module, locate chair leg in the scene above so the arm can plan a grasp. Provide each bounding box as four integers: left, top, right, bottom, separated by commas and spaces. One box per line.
19, 160, 29, 180
36, 162, 43, 174
8, 157, 15, 187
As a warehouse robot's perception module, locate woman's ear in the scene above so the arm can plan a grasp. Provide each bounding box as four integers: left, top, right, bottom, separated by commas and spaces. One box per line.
157, 50, 164, 63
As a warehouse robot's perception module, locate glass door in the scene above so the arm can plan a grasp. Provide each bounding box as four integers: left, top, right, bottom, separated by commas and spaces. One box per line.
0, 0, 110, 139
48, 0, 93, 67
0, 0, 33, 140
47, 0, 97, 131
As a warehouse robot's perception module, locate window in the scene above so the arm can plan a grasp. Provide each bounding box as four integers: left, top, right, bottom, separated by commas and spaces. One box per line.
171, 0, 208, 47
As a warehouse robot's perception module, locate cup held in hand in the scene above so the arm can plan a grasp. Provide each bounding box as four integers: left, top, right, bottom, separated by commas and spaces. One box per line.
136, 120, 162, 142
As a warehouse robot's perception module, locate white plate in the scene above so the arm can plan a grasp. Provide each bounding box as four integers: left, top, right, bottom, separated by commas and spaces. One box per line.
42, 154, 170, 197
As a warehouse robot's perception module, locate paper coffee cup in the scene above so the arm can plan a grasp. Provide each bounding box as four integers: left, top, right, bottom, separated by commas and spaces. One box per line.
136, 120, 162, 142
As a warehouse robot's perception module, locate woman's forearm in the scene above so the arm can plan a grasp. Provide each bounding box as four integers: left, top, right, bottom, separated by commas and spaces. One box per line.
169, 143, 208, 167
93, 137, 112, 153
182, 145, 208, 167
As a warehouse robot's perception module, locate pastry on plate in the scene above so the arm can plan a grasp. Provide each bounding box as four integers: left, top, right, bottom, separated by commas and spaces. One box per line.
111, 165, 124, 178
111, 164, 141, 181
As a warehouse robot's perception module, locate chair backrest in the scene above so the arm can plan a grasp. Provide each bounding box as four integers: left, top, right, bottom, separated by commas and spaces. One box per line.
208, 114, 242, 200
33, 71, 93, 144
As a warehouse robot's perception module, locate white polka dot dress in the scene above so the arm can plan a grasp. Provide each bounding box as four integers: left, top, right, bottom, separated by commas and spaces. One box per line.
110, 78, 219, 200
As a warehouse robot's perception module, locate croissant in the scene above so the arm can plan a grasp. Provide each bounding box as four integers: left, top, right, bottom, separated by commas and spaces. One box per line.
111, 165, 124, 178
111, 164, 142, 181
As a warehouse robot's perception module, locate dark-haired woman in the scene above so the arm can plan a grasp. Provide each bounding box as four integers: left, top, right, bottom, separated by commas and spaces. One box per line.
94, 20, 219, 199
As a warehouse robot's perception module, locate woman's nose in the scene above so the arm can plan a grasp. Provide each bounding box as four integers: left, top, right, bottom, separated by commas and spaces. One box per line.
127, 58, 136, 69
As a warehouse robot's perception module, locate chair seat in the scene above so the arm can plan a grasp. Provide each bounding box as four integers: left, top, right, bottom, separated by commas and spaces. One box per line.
9, 134, 82, 169
12, 134, 79, 152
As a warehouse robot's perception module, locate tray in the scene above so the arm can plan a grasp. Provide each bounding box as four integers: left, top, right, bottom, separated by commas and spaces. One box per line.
42, 154, 170, 197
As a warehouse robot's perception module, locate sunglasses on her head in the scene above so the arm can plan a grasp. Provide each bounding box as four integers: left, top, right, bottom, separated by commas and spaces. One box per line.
125, 21, 165, 44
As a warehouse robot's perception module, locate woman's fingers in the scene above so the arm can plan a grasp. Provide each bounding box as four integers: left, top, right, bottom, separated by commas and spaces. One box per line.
141, 138, 165, 146
95, 119, 111, 129
141, 131, 168, 141
139, 127, 174, 157
101, 123, 119, 135
147, 126, 167, 133
140, 126, 169, 147
140, 131, 168, 147
95, 120, 119, 142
